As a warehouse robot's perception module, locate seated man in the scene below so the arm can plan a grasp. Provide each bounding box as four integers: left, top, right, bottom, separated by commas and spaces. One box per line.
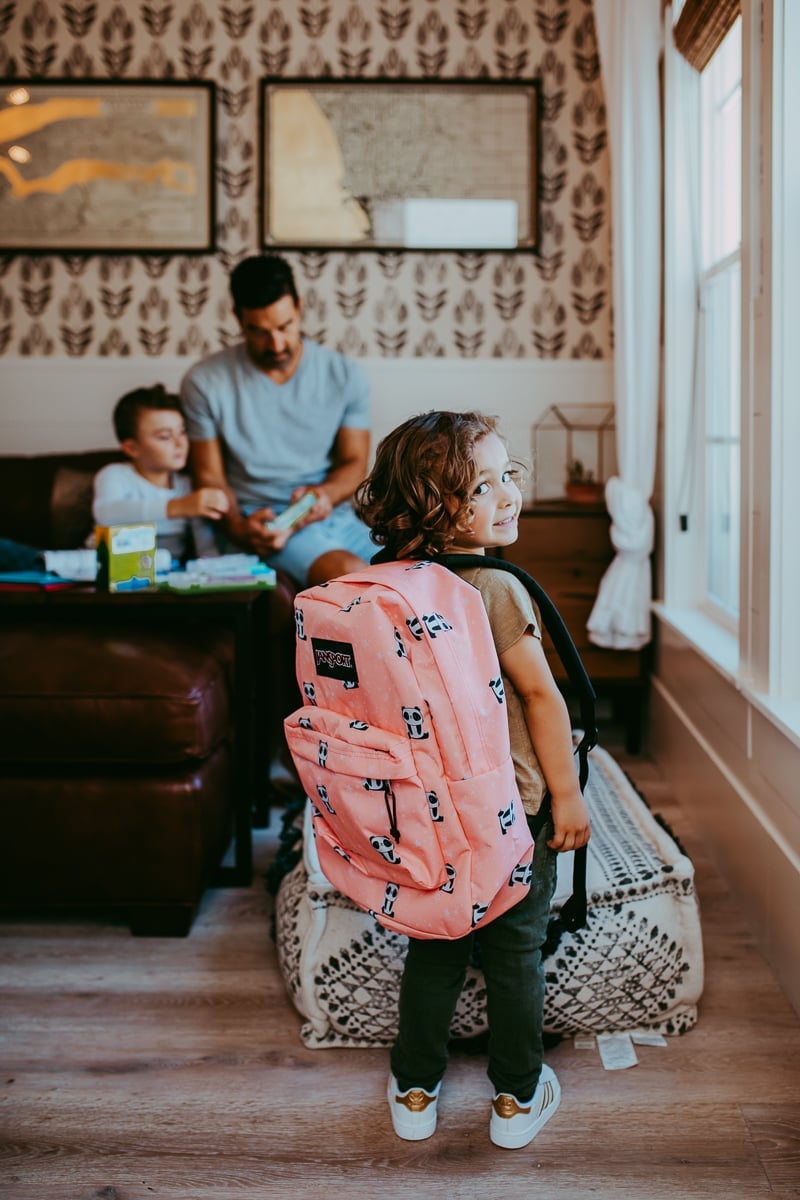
180, 254, 375, 586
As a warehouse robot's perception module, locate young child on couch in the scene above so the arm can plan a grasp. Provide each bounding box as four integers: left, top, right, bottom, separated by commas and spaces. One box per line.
93, 383, 229, 562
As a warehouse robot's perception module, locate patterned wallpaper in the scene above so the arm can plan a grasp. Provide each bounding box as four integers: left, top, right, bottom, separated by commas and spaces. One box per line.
0, 0, 611, 361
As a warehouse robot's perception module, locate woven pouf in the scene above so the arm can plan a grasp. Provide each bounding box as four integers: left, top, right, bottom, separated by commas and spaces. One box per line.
274, 745, 704, 1048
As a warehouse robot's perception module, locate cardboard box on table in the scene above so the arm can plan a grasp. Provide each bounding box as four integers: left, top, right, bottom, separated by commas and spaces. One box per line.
95, 523, 157, 592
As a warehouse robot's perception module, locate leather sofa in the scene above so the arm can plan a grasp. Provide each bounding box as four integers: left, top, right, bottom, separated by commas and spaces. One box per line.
0, 449, 299, 935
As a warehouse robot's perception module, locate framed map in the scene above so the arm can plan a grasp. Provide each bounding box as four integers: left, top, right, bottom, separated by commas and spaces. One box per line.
261, 79, 538, 252
0, 80, 215, 253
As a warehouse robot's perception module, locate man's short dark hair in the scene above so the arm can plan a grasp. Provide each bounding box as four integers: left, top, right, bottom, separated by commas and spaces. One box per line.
113, 384, 183, 443
230, 254, 299, 314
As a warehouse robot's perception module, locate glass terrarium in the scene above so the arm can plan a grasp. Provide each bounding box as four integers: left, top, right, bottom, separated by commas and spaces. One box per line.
531, 403, 616, 503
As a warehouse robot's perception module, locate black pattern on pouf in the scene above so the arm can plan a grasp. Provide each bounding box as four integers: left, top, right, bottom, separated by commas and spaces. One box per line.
274, 746, 703, 1047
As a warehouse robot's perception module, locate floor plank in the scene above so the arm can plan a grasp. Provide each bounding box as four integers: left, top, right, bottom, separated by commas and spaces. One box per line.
742, 1106, 800, 1192
2, 737, 800, 1199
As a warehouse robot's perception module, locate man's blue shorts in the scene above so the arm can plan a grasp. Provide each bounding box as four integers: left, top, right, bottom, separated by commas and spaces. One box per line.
261, 502, 376, 587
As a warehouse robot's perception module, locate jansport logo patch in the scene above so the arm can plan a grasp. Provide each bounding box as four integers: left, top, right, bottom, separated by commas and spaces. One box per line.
312, 638, 359, 686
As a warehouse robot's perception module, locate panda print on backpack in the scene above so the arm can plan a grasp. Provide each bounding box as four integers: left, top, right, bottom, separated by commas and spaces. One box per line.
401, 705, 429, 740
283, 560, 536, 941
370, 835, 402, 865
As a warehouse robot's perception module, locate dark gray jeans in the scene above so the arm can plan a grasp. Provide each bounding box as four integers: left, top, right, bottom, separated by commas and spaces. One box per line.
391, 815, 557, 1101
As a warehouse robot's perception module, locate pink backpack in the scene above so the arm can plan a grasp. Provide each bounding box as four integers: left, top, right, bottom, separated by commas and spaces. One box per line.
283, 559, 535, 940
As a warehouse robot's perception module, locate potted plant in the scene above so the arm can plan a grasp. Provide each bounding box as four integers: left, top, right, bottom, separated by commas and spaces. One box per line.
565, 459, 605, 505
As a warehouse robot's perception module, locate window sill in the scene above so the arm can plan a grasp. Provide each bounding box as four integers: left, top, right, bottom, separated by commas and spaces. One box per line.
652, 604, 739, 681
653, 603, 800, 750
745, 693, 800, 752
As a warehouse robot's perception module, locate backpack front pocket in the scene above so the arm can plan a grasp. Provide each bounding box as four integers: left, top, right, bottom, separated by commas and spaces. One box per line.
284, 707, 448, 889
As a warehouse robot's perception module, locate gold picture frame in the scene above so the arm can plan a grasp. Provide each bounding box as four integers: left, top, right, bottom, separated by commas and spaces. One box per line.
0, 79, 215, 253
260, 78, 538, 252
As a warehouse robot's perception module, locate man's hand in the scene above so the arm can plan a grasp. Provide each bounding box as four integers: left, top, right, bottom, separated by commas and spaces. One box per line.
226, 507, 292, 555
289, 485, 333, 527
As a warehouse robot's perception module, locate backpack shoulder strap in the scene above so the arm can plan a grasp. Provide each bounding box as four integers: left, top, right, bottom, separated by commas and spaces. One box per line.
436, 551, 597, 945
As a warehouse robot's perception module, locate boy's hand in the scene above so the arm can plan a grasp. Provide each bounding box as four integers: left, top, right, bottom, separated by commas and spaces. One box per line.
547, 790, 591, 853
168, 488, 230, 521
191, 487, 230, 520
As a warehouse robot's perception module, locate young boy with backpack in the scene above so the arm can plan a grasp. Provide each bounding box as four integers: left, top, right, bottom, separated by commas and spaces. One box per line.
354, 411, 591, 1149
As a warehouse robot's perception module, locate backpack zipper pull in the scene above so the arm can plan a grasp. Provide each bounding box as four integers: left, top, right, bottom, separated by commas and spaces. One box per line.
383, 781, 401, 843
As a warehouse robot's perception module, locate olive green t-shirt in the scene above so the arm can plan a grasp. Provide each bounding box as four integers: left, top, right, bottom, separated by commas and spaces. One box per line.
455, 564, 547, 816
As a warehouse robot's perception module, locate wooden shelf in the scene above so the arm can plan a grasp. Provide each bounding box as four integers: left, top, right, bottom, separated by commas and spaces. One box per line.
506, 506, 649, 751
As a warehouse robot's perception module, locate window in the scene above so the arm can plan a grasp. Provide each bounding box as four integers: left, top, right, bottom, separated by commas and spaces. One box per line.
665, 0, 800, 720
698, 18, 741, 624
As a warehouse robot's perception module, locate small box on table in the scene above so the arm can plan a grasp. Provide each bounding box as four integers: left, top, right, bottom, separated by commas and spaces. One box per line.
95, 523, 157, 592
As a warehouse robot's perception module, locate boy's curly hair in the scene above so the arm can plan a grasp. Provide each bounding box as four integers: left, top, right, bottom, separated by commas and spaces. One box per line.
355, 410, 500, 560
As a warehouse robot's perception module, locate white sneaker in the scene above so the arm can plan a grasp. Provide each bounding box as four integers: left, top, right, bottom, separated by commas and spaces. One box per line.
490, 1064, 561, 1149
386, 1074, 441, 1141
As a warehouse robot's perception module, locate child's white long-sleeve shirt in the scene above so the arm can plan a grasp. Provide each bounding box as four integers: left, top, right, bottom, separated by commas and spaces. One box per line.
92, 462, 216, 560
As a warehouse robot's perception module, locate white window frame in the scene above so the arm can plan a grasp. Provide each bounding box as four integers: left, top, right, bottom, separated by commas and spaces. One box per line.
697, 250, 741, 632
663, 0, 800, 731
685, 18, 742, 632
761, 0, 800, 708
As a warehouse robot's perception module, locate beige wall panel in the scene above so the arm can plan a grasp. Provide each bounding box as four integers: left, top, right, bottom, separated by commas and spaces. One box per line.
655, 623, 750, 761
650, 669, 800, 1019
0, 356, 613, 484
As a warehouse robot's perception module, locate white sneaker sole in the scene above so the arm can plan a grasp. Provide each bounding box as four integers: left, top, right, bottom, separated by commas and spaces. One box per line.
490, 1064, 561, 1149
386, 1075, 439, 1141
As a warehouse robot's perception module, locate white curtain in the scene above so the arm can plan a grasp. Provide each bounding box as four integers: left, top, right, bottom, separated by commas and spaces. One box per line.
588, 0, 663, 650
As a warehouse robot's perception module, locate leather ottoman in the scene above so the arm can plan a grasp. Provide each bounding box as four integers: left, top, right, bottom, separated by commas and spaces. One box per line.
0, 624, 234, 935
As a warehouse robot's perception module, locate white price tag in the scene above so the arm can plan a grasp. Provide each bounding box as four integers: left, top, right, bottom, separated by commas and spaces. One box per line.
630, 1030, 668, 1047
596, 1032, 639, 1070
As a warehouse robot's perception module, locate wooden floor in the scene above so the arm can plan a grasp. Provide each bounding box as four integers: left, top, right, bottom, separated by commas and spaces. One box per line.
2, 738, 800, 1200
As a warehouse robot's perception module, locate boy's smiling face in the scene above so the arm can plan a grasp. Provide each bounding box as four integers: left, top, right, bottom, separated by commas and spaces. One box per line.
450, 431, 522, 554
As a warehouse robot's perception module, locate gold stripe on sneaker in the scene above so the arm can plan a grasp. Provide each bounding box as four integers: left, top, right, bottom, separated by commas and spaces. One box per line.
493, 1095, 532, 1119
397, 1089, 437, 1113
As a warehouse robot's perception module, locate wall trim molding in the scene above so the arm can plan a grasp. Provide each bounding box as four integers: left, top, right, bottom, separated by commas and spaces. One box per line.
651, 675, 800, 874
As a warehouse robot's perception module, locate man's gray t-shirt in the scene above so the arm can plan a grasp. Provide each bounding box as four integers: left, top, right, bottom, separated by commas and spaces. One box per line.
180, 339, 371, 510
